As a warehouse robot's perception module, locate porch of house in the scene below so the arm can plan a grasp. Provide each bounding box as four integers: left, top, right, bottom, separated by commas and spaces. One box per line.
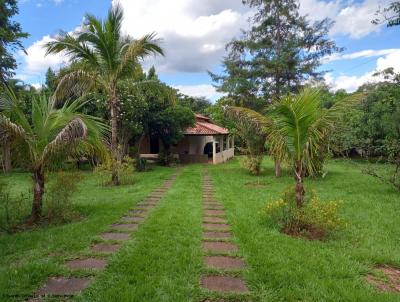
175, 134, 235, 164
139, 114, 235, 164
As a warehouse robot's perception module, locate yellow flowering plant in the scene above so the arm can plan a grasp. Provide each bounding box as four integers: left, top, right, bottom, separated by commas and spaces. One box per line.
261, 187, 346, 239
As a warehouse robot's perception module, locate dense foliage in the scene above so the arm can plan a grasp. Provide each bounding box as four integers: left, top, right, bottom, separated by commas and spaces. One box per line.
0, 0, 28, 81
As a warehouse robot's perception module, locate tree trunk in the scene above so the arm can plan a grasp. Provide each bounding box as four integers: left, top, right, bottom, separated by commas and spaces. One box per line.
274, 158, 282, 178
30, 169, 45, 224
294, 161, 305, 207
2, 140, 12, 173
109, 90, 120, 186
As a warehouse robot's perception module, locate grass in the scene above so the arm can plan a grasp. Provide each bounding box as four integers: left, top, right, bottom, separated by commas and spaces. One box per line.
208, 157, 400, 301
0, 158, 399, 301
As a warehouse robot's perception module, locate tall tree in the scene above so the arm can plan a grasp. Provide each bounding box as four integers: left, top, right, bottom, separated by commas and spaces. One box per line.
0, 0, 28, 172
45, 4, 164, 185
211, 0, 342, 176
373, 2, 400, 27
0, 0, 28, 82
0, 85, 107, 223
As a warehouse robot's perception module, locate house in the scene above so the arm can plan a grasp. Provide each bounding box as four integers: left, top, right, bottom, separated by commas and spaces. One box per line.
139, 114, 234, 164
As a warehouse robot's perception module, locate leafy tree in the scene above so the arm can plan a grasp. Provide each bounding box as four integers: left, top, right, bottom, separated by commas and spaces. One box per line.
149, 106, 195, 151
226, 88, 361, 206
45, 4, 164, 185
212, 0, 342, 102
0, 0, 28, 81
178, 94, 212, 114
373, 2, 400, 27
0, 85, 107, 223
225, 106, 269, 175
45, 67, 57, 94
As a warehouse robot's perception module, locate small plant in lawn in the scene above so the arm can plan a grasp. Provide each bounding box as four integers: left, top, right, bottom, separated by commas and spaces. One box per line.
262, 188, 345, 240
0, 180, 29, 233
136, 157, 150, 172
240, 155, 263, 175
45, 171, 83, 223
96, 156, 135, 186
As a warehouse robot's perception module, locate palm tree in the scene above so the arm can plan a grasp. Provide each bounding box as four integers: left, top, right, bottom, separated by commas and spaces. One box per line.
44, 4, 164, 185
225, 106, 271, 175
0, 85, 107, 223
226, 88, 362, 206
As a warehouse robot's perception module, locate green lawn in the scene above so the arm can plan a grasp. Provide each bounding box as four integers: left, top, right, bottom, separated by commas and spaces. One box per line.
0, 158, 400, 301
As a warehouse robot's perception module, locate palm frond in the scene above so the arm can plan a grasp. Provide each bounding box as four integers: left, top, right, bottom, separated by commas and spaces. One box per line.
53, 70, 99, 101
42, 118, 88, 160
0, 114, 29, 144
224, 106, 271, 135
118, 33, 164, 77
45, 33, 99, 67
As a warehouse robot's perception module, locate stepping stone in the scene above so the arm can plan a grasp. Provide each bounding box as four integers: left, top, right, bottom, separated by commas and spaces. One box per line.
202, 241, 238, 252
143, 201, 159, 205
201, 276, 248, 293
145, 197, 160, 201
111, 223, 138, 231
91, 243, 120, 253
136, 205, 155, 210
66, 258, 107, 270
204, 208, 224, 212
203, 201, 219, 206
129, 209, 147, 215
101, 232, 130, 241
130, 217, 145, 223
205, 210, 225, 216
204, 256, 246, 269
121, 217, 141, 224
203, 231, 232, 239
203, 223, 230, 230
37, 277, 91, 296
204, 217, 227, 223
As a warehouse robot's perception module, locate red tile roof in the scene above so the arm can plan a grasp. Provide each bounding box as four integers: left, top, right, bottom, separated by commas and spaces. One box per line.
184, 114, 229, 135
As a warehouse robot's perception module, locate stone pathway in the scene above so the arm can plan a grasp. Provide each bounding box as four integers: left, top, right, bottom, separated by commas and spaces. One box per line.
200, 169, 249, 298
29, 170, 181, 301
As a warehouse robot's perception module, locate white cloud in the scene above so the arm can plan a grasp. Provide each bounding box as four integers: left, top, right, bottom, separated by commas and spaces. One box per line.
173, 84, 223, 100
21, 35, 67, 74
31, 83, 43, 90
114, 0, 251, 73
326, 50, 400, 92
299, 0, 391, 39
326, 48, 400, 63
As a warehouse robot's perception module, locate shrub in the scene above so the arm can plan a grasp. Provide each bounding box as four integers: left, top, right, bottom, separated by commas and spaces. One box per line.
262, 189, 345, 239
158, 149, 178, 166
136, 157, 149, 172
0, 180, 29, 233
240, 155, 263, 175
95, 156, 135, 186
45, 171, 83, 223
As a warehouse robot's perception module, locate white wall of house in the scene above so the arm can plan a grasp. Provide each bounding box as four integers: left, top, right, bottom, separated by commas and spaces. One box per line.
188, 136, 214, 155
212, 135, 235, 164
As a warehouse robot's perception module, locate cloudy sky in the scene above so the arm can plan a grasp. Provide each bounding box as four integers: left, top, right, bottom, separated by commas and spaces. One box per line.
15, 0, 400, 99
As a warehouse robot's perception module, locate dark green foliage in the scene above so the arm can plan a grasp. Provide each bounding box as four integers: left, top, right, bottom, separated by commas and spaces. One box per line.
178, 94, 212, 114
44, 67, 57, 93
330, 70, 400, 158
0, 0, 28, 81
149, 105, 195, 152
